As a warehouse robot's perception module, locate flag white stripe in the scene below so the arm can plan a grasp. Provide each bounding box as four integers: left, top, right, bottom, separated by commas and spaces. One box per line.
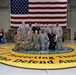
29, 9, 67, 12
11, 14, 67, 17
29, 4, 67, 7
11, 19, 66, 22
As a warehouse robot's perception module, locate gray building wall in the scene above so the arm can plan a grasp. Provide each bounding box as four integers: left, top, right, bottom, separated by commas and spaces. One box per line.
0, 9, 10, 32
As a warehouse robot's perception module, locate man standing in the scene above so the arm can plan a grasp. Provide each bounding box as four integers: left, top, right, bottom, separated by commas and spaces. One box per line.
52, 23, 63, 50
17, 21, 27, 35
32, 23, 41, 34
28, 23, 32, 31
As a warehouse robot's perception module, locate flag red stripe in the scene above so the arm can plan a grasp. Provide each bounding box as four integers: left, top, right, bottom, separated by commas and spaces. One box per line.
11, 16, 66, 19
28, 12, 67, 14
29, 7, 67, 9
11, 21, 66, 24
29, 2, 67, 5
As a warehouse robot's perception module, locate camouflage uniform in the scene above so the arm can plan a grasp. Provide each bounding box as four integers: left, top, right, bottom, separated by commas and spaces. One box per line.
24, 34, 33, 50
53, 25, 63, 49
17, 26, 27, 35
14, 34, 25, 51
6, 30, 11, 43
6, 29, 17, 43
40, 33, 49, 50
32, 34, 41, 50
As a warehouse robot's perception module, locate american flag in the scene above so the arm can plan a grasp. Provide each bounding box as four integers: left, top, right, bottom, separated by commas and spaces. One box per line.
10, 0, 67, 28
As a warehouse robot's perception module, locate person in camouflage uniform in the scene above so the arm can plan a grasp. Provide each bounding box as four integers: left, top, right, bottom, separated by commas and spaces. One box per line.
40, 29, 49, 50
52, 23, 63, 50
6, 29, 11, 43
17, 21, 28, 35
32, 30, 41, 50
24, 30, 33, 51
6, 29, 17, 43
14, 30, 25, 52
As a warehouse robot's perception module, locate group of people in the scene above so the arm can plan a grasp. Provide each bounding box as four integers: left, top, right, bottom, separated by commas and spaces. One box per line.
14, 22, 63, 52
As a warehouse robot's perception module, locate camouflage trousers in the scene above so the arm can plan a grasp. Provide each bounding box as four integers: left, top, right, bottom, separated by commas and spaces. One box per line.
14, 41, 25, 52
32, 43, 41, 50
41, 42, 49, 50
25, 43, 33, 51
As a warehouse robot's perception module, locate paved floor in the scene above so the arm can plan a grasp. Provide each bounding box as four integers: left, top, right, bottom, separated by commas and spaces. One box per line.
0, 40, 76, 75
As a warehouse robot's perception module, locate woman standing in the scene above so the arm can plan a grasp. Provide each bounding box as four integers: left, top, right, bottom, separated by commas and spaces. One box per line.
47, 29, 57, 50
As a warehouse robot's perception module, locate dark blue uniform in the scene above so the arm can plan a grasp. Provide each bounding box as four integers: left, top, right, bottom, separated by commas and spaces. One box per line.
47, 33, 56, 50
32, 26, 41, 34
